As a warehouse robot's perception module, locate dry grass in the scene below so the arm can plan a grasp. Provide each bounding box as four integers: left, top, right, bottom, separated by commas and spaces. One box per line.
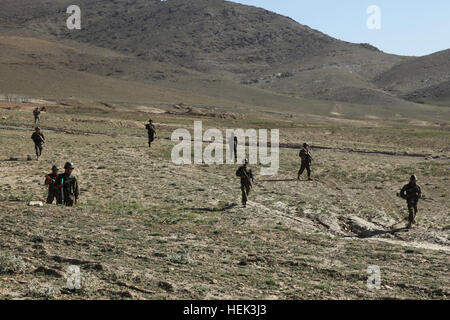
0, 103, 448, 300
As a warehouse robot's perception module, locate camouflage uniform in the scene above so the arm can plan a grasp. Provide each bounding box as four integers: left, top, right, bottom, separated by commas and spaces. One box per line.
236, 165, 254, 206
31, 131, 45, 158
298, 147, 312, 179
55, 173, 79, 207
33, 108, 40, 124
145, 123, 156, 147
400, 182, 421, 225
45, 172, 59, 204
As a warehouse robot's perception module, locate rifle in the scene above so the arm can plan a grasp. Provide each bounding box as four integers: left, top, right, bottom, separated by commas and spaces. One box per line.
45, 175, 55, 185
38, 133, 45, 145
299, 149, 313, 162
241, 168, 255, 187
60, 177, 64, 205
33, 133, 45, 145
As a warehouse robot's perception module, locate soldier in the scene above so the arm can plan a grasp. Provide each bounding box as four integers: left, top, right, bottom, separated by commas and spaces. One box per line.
31, 127, 45, 160
145, 119, 156, 148
399, 175, 422, 229
236, 158, 254, 208
297, 142, 312, 181
44, 165, 59, 204
55, 162, 79, 207
33, 107, 40, 124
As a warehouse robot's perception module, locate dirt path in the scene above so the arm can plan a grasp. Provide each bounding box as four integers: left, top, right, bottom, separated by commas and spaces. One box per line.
248, 199, 449, 253
345, 236, 450, 252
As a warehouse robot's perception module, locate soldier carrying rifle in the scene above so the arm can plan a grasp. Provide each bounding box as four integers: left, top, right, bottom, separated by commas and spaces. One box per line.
145, 119, 156, 148
398, 175, 422, 229
297, 142, 312, 181
31, 127, 45, 160
44, 165, 59, 204
236, 158, 254, 208
55, 162, 79, 207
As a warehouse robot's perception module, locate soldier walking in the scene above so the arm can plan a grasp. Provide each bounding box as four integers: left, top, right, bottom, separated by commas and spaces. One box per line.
236, 159, 254, 208
44, 165, 59, 204
33, 107, 41, 124
55, 162, 79, 207
399, 175, 422, 229
297, 142, 312, 181
31, 127, 45, 160
145, 119, 156, 148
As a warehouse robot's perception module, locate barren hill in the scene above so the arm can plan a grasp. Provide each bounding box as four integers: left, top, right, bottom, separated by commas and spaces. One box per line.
1, 0, 402, 76
0, 0, 449, 108
375, 49, 450, 106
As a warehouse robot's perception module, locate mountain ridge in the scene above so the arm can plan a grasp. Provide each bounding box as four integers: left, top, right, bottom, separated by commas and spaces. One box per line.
0, 0, 449, 108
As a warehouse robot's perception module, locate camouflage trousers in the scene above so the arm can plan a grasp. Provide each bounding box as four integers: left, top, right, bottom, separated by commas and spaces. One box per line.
35, 143, 43, 157
148, 135, 154, 147
298, 162, 311, 178
407, 200, 418, 223
241, 182, 251, 205
56, 194, 75, 207
46, 190, 58, 204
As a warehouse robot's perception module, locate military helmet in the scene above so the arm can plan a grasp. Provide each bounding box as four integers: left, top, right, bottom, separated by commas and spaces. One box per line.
52, 165, 59, 170
149, 119, 153, 123
410, 174, 417, 181
64, 162, 75, 169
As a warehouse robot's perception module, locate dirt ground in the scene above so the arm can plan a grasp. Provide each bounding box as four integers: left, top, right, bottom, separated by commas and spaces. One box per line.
0, 104, 448, 300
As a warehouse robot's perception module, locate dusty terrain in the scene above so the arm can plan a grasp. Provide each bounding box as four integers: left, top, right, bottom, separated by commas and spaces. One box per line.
0, 0, 449, 301
0, 103, 448, 300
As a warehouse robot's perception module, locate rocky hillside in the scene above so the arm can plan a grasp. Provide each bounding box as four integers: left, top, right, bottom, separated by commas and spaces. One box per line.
375, 49, 450, 106
0, 0, 449, 107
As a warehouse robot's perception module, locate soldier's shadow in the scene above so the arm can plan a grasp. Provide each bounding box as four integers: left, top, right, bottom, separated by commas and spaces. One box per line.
260, 179, 297, 182
187, 203, 238, 212
357, 227, 409, 238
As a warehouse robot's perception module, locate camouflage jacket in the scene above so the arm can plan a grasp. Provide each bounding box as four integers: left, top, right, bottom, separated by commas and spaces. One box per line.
400, 183, 421, 201
299, 148, 312, 163
55, 173, 79, 199
31, 132, 45, 144
236, 166, 254, 184
145, 124, 156, 136
45, 173, 59, 192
